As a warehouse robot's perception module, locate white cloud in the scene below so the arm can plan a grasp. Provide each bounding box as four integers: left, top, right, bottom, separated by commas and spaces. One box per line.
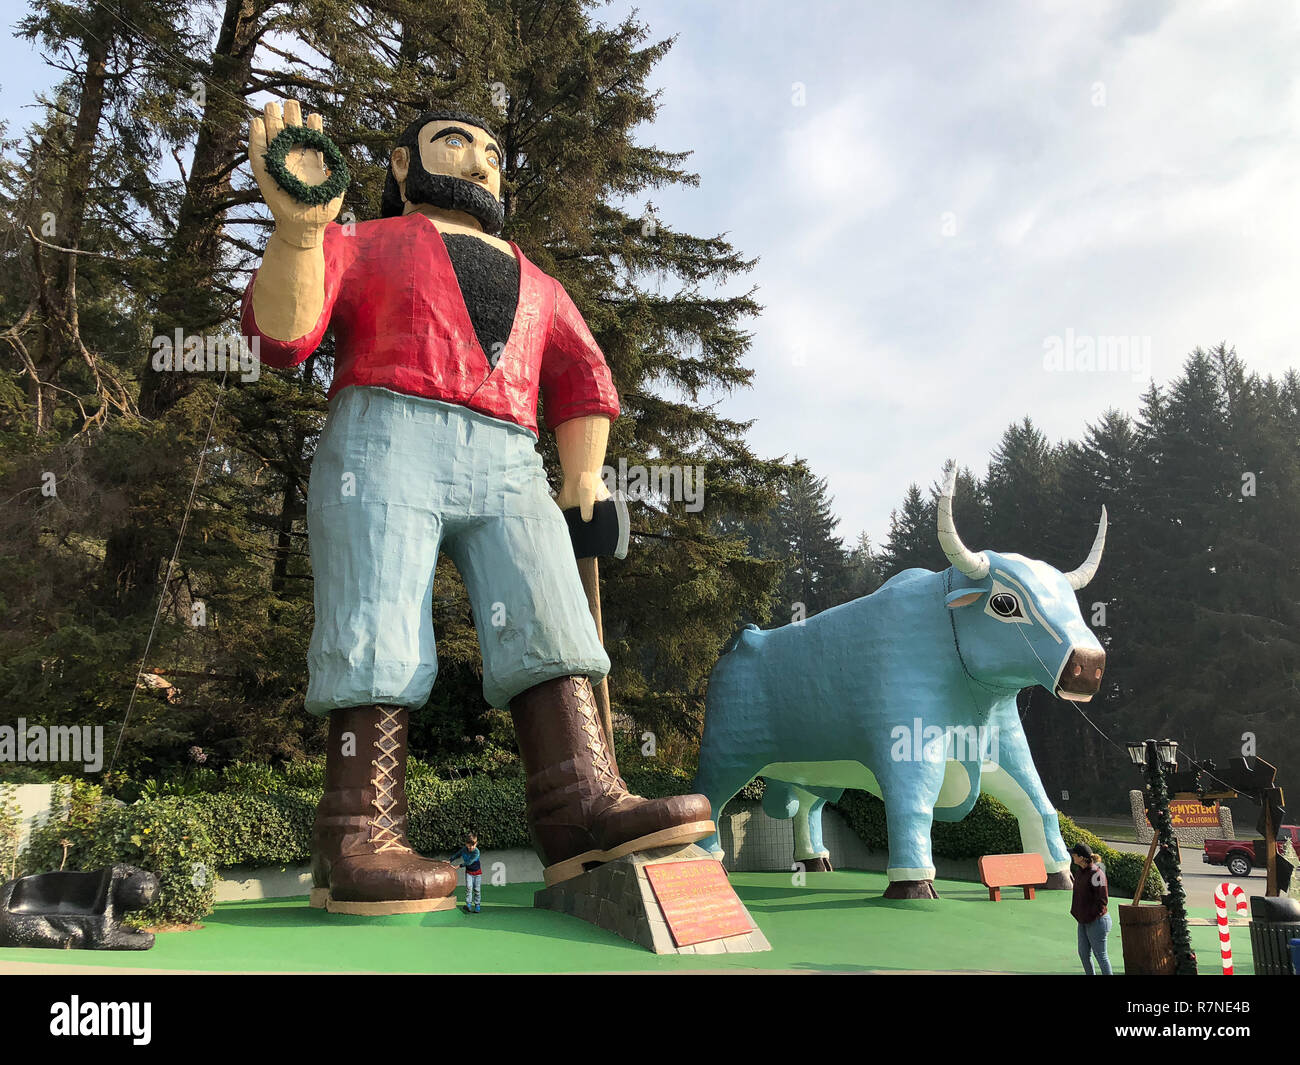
600, 0, 1300, 545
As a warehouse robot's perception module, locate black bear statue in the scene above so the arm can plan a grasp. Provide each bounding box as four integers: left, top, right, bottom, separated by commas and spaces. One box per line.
0, 864, 159, 950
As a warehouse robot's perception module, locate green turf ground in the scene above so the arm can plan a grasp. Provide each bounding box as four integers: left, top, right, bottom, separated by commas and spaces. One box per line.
0, 869, 1254, 974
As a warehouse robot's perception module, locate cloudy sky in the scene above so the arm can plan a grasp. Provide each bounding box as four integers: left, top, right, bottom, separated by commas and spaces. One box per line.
4, 1, 1297, 545
600, 0, 1300, 544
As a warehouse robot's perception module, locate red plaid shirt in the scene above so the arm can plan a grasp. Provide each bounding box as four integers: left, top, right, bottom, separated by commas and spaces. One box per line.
240, 214, 620, 435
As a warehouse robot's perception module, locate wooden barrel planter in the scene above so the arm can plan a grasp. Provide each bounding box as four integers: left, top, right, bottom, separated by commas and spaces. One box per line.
1118, 903, 1175, 975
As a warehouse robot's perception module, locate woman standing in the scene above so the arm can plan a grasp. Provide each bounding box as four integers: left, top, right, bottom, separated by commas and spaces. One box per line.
1071, 842, 1112, 974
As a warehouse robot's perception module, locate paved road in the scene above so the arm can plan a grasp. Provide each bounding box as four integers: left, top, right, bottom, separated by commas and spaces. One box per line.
1101, 838, 1271, 913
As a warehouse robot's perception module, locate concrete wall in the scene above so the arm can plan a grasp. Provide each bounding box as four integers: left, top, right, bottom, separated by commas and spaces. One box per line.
719, 799, 980, 881
216, 848, 545, 902
9, 783, 55, 851
720, 799, 873, 871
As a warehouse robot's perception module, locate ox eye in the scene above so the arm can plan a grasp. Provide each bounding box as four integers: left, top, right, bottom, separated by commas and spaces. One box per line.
990, 592, 1022, 618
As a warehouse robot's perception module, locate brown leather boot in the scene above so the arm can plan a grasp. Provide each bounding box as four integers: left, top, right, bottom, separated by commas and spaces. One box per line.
509, 675, 715, 885
310, 705, 458, 914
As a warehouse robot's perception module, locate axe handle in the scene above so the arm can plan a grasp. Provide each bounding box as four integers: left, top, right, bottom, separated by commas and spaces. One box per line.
576, 557, 615, 752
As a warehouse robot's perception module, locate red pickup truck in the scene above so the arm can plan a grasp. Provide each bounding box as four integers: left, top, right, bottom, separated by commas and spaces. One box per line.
1202, 825, 1299, 878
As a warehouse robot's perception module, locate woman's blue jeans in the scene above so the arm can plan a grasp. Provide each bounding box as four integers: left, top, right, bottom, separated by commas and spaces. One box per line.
1078, 912, 1113, 975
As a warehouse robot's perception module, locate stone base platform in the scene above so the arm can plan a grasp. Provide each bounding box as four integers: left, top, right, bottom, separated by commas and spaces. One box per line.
533, 843, 771, 955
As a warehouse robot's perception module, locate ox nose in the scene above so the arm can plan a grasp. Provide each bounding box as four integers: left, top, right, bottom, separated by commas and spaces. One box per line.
1057, 647, 1105, 701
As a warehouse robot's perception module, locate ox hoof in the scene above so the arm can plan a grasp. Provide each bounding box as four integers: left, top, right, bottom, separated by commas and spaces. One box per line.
1043, 869, 1074, 890
883, 879, 939, 900
797, 857, 833, 873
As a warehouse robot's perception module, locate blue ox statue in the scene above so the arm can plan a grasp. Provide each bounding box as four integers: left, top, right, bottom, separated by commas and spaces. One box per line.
693, 465, 1107, 899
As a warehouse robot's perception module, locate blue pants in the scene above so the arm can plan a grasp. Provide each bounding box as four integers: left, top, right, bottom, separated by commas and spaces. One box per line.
305, 386, 609, 713
1077, 913, 1113, 974
465, 872, 481, 908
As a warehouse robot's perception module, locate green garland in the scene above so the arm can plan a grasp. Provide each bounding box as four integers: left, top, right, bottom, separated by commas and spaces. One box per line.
1144, 753, 1198, 975
262, 126, 350, 206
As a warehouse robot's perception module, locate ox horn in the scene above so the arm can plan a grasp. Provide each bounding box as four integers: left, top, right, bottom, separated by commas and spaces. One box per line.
1063, 506, 1108, 590
936, 464, 989, 580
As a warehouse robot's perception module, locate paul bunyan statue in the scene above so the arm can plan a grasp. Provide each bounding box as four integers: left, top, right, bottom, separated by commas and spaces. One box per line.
242, 100, 713, 914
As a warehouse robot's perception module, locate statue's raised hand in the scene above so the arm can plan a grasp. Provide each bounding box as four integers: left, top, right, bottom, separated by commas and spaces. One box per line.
249, 100, 345, 247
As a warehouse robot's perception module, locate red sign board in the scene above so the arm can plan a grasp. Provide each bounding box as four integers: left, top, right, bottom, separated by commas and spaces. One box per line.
644, 860, 754, 947
1145, 800, 1220, 829
978, 852, 1046, 889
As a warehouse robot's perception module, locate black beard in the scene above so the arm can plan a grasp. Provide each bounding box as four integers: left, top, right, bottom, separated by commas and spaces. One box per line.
402, 168, 504, 235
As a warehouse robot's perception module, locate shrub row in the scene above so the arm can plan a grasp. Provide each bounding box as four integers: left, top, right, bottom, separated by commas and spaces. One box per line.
833, 790, 1164, 900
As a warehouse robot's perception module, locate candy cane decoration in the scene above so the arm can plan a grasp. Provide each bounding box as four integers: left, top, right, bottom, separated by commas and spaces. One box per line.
1214, 881, 1247, 974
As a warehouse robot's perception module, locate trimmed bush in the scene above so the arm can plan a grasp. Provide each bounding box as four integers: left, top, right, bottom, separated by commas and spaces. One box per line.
169, 762, 705, 867
833, 789, 1021, 852
408, 776, 529, 854
0, 783, 20, 880
831, 789, 1163, 899
183, 790, 317, 868
1059, 818, 1163, 901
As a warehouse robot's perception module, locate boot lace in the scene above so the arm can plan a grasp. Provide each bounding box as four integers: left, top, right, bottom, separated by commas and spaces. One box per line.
573, 676, 628, 797
369, 706, 412, 853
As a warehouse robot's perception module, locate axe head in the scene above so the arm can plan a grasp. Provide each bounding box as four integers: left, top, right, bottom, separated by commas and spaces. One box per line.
563, 496, 629, 560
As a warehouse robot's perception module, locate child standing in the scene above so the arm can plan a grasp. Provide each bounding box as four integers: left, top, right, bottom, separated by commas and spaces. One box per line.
448, 834, 483, 913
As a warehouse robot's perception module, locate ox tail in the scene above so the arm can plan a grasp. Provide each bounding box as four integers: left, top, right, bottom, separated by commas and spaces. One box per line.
721, 623, 761, 656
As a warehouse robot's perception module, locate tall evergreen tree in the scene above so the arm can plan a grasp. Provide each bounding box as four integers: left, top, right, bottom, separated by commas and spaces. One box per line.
881, 484, 933, 577
842, 531, 885, 601
752, 462, 850, 620
0, 0, 784, 777
881, 465, 984, 579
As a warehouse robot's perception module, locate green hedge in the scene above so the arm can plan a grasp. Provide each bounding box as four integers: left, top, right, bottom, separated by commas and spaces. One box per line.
0, 783, 20, 880
13, 761, 703, 908
182, 760, 697, 865
833, 791, 1021, 855
832, 789, 1163, 900
1059, 818, 1164, 902
182, 790, 318, 867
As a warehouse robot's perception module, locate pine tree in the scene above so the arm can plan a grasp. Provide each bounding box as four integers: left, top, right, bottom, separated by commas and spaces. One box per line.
881, 484, 934, 577
843, 531, 885, 601
755, 462, 850, 619
0, 0, 785, 775
881, 464, 985, 578
983, 417, 1062, 558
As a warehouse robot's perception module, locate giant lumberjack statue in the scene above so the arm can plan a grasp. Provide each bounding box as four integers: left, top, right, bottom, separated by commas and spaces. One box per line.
242, 100, 714, 914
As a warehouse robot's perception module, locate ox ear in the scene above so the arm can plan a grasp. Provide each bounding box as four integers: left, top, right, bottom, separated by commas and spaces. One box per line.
945, 588, 985, 610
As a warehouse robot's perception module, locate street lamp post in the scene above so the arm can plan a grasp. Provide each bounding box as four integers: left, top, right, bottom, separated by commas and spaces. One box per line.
1128, 737, 1198, 976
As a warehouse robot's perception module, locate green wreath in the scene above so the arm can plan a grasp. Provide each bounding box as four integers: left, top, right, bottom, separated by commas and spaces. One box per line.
262, 126, 350, 206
